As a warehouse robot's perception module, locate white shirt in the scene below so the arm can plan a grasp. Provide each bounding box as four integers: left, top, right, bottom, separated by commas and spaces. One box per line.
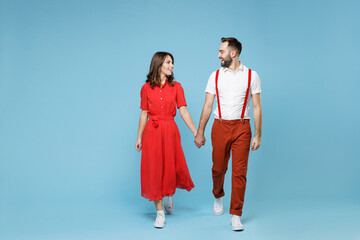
205, 63, 261, 120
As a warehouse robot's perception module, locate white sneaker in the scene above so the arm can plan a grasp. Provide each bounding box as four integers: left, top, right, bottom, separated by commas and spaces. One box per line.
154, 211, 165, 228
164, 197, 174, 214
213, 196, 224, 215
230, 215, 244, 231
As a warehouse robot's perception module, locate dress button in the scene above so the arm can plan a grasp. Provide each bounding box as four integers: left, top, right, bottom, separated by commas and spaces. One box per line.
160, 98, 162, 100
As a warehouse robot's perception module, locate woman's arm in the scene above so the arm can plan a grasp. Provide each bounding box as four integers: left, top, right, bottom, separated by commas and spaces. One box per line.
135, 110, 148, 152
179, 106, 197, 136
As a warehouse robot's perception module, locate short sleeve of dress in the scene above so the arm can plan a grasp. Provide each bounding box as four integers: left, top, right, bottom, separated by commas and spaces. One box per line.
140, 84, 149, 110
176, 82, 187, 109
250, 70, 261, 95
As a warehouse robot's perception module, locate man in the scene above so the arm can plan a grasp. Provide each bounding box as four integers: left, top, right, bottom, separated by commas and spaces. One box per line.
194, 37, 262, 231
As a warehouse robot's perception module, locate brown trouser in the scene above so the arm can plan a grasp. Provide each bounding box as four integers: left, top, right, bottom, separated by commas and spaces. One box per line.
211, 118, 252, 216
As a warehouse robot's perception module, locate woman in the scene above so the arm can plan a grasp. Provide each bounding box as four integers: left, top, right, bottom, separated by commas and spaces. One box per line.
135, 52, 196, 228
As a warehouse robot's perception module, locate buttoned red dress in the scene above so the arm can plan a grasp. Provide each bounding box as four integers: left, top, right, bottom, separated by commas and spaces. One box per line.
140, 81, 194, 201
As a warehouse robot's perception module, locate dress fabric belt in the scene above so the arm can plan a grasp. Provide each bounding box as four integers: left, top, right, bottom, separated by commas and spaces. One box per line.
149, 115, 174, 128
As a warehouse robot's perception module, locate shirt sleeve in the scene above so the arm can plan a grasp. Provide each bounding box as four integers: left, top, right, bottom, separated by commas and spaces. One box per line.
250, 70, 261, 95
176, 82, 187, 108
205, 71, 216, 94
140, 84, 149, 110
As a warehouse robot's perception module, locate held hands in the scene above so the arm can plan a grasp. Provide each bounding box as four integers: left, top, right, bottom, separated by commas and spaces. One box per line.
135, 138, 142, 152
194, 131, 206, 148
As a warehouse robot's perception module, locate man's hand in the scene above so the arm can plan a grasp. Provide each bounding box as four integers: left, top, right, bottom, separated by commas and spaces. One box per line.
251, 136, 261, 151
194, 132, 206, 148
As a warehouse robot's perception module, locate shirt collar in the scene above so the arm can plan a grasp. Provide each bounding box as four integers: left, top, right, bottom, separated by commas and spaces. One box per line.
223, 61, 244, 73
159, 81, 170, 89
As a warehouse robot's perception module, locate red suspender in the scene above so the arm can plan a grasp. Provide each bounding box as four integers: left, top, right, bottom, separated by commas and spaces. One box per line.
240, 69, 252, 120
215, 69, 222, 120
216, 68, 252, 121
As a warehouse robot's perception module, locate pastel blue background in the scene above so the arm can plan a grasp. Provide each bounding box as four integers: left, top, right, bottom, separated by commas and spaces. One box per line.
1, 0, 359, 239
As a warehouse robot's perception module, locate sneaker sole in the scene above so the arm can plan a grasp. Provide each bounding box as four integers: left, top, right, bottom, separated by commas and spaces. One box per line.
154, 224, 165, 228
232, 226, 244, 231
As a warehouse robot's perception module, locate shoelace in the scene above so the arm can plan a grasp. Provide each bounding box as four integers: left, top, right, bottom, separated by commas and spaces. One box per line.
155, 213, 165, 223
232, 216, 241, 225
215, 198, 222, 207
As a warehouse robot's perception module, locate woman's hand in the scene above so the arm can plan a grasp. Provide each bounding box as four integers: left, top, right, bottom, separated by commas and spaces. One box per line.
194, 131, 206, 148
135, 138, 142, 152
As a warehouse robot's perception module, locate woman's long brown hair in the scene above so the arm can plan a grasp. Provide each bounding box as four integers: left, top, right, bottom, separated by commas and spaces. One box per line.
146, 52, 175, 88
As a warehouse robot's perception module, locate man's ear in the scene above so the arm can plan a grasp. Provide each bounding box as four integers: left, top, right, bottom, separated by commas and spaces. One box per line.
231, 49, 237, 58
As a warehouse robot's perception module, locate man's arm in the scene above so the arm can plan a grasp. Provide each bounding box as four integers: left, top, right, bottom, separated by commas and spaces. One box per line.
194, 93, 215, 148
251, 93, 262, 150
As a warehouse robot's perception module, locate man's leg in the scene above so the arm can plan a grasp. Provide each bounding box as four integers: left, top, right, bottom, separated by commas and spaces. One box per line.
230, 120, 252, 216
211, 119, 232, 198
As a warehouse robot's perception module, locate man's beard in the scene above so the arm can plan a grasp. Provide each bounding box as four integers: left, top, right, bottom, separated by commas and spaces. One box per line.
221, 55, 232, 67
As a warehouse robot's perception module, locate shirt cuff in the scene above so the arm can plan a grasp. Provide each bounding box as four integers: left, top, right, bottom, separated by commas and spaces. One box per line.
177, 103, 187, 109
205, 89, 216, 94
251, 90, 261, 94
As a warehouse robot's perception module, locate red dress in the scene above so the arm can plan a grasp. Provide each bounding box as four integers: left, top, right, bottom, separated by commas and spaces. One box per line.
140, 81, 194, 201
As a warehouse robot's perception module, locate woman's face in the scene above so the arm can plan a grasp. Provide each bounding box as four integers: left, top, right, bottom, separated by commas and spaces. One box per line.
160, 55, 174, 77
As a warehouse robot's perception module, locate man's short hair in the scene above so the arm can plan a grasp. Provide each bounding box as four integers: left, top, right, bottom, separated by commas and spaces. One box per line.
221, 37, 242, 56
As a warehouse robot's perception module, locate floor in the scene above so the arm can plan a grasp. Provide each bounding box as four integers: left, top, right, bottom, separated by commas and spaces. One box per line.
2, 195, 359, 240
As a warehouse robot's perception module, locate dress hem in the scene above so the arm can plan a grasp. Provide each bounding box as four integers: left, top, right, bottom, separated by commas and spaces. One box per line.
141, 184, 195, 201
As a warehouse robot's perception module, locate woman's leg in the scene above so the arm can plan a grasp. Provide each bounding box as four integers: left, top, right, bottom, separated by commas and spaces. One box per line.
154, 199, 165, 228
154, 199, 163, 211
